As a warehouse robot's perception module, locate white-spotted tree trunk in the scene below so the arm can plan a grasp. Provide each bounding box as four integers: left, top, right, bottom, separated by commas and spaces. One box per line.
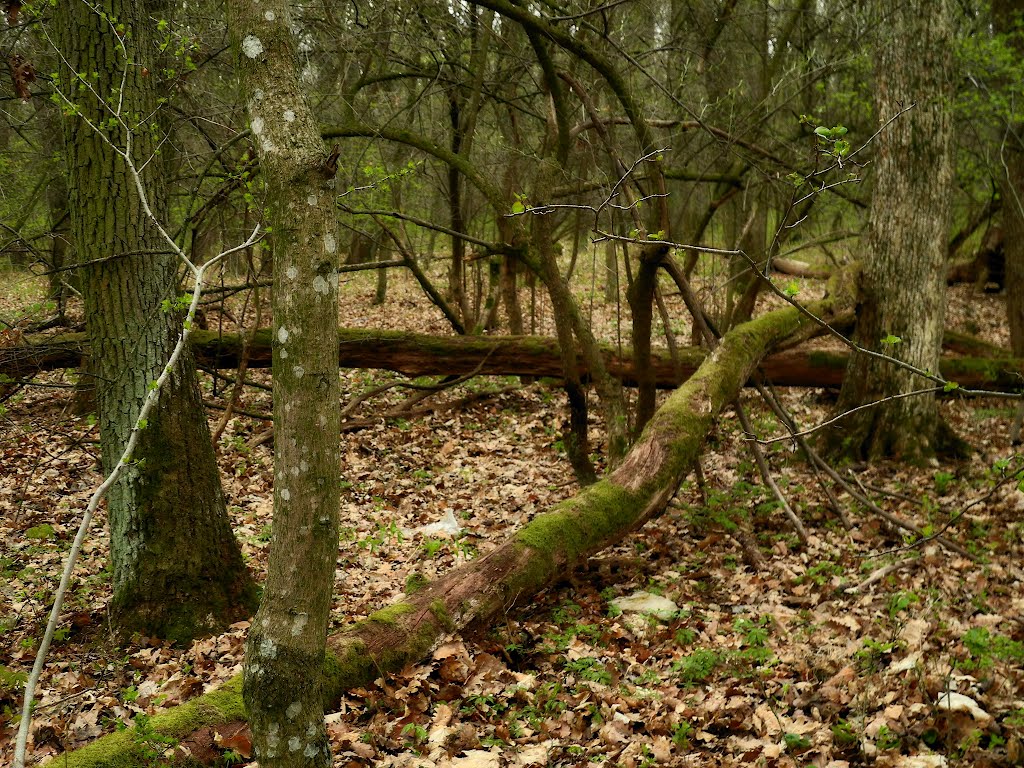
227, 2, 343, 766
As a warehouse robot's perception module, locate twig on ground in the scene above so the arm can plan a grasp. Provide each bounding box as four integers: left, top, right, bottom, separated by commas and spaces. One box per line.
204, 400, 271, 422
845, 470, 972, 559
845, 557, 920, 594
736, 402, 809, 545
752, 380, 853, 530
200, 366, 273, 393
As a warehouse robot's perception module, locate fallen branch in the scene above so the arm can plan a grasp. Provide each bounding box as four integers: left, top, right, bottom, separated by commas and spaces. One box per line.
50, 268, 857, 767
4, 328, 1024, 392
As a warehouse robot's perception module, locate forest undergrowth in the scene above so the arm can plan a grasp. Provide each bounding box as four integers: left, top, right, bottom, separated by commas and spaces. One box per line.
1, 262, 1023, 768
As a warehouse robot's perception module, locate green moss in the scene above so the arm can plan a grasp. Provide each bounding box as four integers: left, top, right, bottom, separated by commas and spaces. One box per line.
320, 649, 349, 703
429, 600, 455, 632
325, 611, 442, 691
55, 676, 245, 767
405, 572, 430, 594
941, 356, 1007, 384
325, 637, 376, 692
157, 674, 246, 734
27, 330, 88, 347
54, 728, 140, 768
25, 524, 55, 540
942, 330, 1006, 358
516, 483, 638, 563
512, 295, 826, 577
515, 335, 561, 354
374, 620, 438, 669
367, 601, 416, 627
807, 350, 848, 369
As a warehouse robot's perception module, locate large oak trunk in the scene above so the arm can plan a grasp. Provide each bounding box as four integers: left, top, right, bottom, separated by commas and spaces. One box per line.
822, 1, 956, 462
54, 0, 254, 643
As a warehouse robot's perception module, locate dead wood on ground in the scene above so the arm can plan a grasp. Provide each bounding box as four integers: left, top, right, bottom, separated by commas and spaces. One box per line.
2, 328, 1022, 392
47, 272, 858, 768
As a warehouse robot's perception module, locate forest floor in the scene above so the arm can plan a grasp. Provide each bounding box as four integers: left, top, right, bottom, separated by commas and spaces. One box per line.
1, 258, 1023, 768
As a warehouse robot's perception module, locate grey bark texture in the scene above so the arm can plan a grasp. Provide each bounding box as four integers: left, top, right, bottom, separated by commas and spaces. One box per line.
227, 1, 343, 765
993, 0, 1024, 443
54, 0, 255, 643
824, 0, 956, 462
994, 0, 1024, 358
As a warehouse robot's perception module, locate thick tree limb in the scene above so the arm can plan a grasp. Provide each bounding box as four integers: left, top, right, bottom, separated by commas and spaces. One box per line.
4, 328, 1024, 392
41, 274, 858, 768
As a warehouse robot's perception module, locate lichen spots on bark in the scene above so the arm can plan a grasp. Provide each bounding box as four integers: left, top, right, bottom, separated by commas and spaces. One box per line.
241, 35, 264, 58
242, 634, 329, 755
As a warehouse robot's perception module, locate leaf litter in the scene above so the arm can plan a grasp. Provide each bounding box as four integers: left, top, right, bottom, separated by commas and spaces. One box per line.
0, 268, 1023, 767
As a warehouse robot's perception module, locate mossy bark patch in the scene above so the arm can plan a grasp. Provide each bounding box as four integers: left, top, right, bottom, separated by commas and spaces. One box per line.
55, 676, 246, 768
8, 329, 1024, 392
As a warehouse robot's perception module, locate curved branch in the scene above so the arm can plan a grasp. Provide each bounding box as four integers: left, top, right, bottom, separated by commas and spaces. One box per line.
322, 122, 506, 207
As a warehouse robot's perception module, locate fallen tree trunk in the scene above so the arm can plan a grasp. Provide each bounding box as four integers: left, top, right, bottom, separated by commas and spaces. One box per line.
771, 257, 834, 280
3, 328, 1024, 391
48, 273, 858, 768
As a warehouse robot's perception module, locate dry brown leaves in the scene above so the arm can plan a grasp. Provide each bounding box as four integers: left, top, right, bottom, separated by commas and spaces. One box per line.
1, 267, 1023, 767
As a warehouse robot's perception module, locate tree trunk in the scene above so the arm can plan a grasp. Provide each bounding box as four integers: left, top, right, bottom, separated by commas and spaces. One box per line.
993, 0, 1024, 443
627, 245, 668, 435
228, 2, 343, 766
533, 214, 598, 484
500, 253, 525, 334
372, 238, 388, 306
51, 270, 858, 768
54, 0, 255, 644
822, 0, 957, 463
11, 327, 1024, 391
447, 95, 471, 327
994, 0, 1024, 359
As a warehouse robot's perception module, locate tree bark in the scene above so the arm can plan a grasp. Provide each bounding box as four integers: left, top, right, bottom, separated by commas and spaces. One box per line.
627, 246, 668, 435
54, 0, 255, 643
822, 0, 957, 462
533, 213, 597, 484
227, 3, 343, 766
993, 1, 1024, 360
10, 328, 1024, 391
50, 274, 858, 768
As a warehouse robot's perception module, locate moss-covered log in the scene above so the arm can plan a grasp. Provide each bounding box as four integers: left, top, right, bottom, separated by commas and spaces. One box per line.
47, 275, 859, 768
4, 328, 1024, 392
